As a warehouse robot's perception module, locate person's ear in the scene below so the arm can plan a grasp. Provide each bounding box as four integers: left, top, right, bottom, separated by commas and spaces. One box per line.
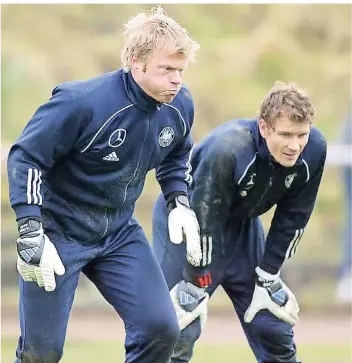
130, 54, 140, 71
258, 118, 269, 139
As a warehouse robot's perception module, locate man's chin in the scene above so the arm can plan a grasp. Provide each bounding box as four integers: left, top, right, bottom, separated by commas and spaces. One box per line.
162, 94, 176, 103
280, 158, 297, 167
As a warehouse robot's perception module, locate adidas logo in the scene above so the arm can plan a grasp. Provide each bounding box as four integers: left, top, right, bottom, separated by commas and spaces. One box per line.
103, 151, 119, 161
20, 246, 39, 263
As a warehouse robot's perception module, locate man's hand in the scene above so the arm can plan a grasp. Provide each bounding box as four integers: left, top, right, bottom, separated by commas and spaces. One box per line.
170, 280, 209, 331
16, 218, 65, 292
244, 267, 299, 326
167, 195, 202, 267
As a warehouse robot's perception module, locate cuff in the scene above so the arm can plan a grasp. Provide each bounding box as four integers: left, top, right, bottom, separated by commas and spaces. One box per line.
183, 265, 212, 288
259, 254, 282, 275
13, 204, 42, 221
161, 180, 188, 202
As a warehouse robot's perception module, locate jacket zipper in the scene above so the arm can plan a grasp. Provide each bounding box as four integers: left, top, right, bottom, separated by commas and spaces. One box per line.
247, 176, 273, 217
118, 115, 151, 214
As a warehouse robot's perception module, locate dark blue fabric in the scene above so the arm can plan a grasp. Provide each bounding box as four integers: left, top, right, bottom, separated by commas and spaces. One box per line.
16, 220, 179, 363
185, 118, 327, 275
153, 192, 297, 363
8, 69, 194, 244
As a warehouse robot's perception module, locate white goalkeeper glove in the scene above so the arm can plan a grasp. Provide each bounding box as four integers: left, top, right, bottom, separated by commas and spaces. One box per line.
16, 218, 65, 292
244, 266, 300, 326
170, 280, 209, 331
167, 194, 202, 267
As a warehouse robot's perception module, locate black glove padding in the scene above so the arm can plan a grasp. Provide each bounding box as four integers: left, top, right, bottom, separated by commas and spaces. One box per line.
17, 217, 45, 265
170, 280, 209, 331
16, 217, 65, 292
175, 280, 207, 311
256, 275, 290, 307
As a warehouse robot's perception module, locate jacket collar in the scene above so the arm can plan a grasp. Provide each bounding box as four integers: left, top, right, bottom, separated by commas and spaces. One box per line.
122, 71, 162, 112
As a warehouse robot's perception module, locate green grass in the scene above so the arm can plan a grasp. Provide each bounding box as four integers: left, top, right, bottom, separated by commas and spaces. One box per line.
2, 338, 351, 363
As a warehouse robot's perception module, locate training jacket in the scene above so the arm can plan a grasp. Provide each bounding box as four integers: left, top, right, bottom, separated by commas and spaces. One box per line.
189, 118, 327, 275
8, 69, 194, 243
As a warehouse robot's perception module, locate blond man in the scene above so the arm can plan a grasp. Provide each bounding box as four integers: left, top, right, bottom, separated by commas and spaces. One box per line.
8, 6, 202, 363
153, 82, 327, 363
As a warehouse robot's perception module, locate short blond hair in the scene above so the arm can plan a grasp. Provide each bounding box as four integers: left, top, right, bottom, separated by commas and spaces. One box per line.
259, 81, 316, 127
121, 6, 200, 72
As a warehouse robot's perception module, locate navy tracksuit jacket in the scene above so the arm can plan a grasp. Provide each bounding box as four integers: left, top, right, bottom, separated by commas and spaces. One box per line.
8, 69, 195, 363
153, 118, 327, 363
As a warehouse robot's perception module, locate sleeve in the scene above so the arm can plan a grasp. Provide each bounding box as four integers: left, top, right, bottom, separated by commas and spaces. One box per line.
155, 132, 193, 200
7, 86, 88, 221
260, 146, 327, 275
184, 141, 236, 281
155, 99, 195, 200
190, 144, 236, 235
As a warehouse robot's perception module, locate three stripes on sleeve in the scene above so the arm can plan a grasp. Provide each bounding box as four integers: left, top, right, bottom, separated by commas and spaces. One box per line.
200, 228, 303, 267
26, 168, 43, 205
285, 228, 304, 259
25, 167, 304, 262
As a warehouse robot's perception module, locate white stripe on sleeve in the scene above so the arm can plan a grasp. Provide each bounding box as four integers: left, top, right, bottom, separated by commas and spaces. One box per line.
207, 236, 213, 265
27, 168, 33, 204
32, 169, 39, 204
201, 235, 212, 266
37, 170, 43, 205
26, 168, 43, 205
202, 236, 207, 267
184, 147, 194, 186
285, 229, 304, 259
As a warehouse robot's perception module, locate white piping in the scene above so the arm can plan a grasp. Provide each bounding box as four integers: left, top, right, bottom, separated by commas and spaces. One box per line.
302, 159, 310, 182
80, 104, 133, 153
163, 103, 187, 136
238, 153, 258, 185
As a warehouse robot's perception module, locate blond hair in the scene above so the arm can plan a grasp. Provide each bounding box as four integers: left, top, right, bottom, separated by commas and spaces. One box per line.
259, 81, 316, 127
121, 6, 200, 72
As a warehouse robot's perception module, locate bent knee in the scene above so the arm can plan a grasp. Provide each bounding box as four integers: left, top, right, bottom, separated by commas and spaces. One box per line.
249, 311, 294, 338
247, 312, 296, 361
144, 315, 180, 346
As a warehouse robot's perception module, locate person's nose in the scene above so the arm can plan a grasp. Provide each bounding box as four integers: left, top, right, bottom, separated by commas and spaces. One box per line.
287, 137, 300, 152
170, 70, 182, 86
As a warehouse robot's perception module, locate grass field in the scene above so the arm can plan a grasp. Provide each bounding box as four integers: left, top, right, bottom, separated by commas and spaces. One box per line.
2, 338, 351, 363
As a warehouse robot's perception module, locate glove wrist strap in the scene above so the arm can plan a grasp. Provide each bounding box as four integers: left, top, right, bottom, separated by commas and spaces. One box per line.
183, 266, 212, 288
17, 217, 42, 235
18, 219, 43, 236
255, 266, 280, 281
166, 192, 188, 211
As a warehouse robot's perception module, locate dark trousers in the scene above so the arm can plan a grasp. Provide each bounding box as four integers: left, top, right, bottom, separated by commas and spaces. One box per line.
152, 193, 297, 363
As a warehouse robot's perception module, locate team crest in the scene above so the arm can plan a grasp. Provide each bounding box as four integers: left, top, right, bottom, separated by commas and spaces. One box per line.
285, 173, 297, 188
158, 127, 175, 147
